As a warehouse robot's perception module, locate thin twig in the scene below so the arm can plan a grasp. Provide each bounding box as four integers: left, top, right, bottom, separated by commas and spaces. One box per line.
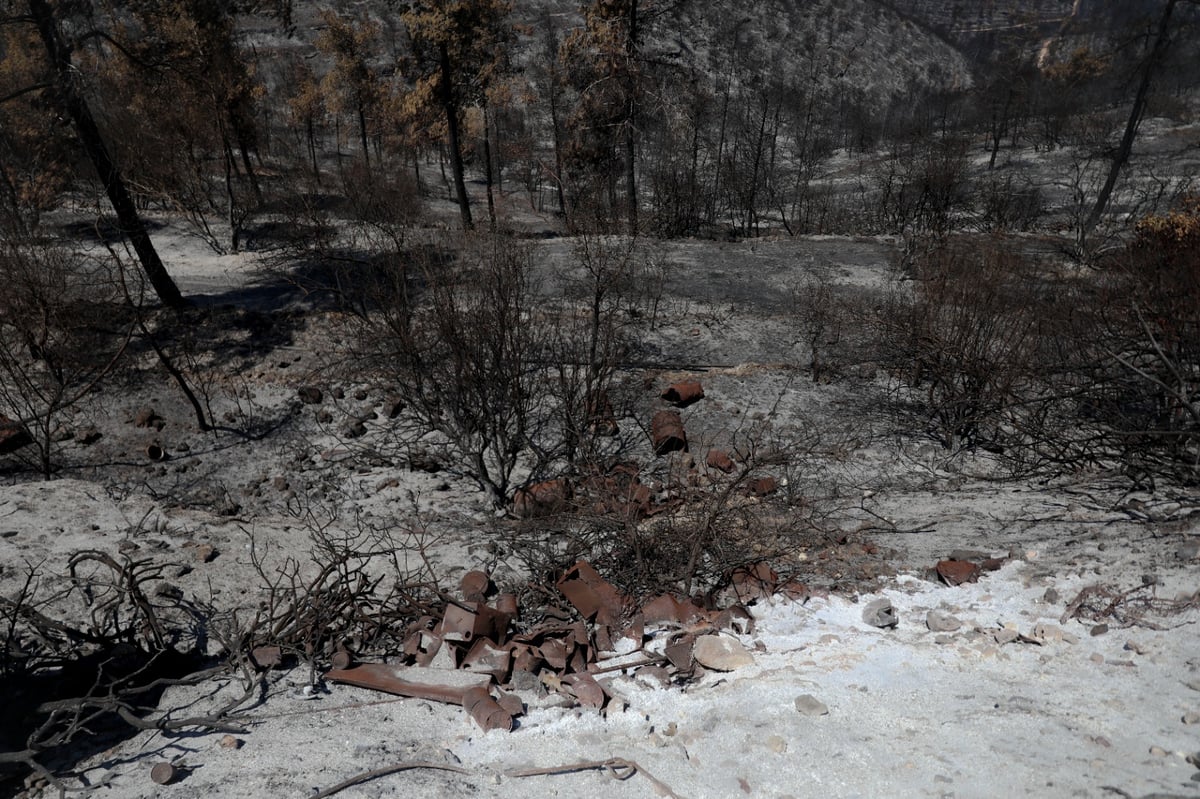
309, 761, 473, 799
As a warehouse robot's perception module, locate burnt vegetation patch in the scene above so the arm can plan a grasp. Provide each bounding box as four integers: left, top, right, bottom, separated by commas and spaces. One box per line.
0, 0, 1199, 791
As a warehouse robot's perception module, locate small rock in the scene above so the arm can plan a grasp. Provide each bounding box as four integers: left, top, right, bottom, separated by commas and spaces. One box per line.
862, 598, 898, 628
1149, 745, 1168, 757
1186, 679, 1200, 693
1042, 587, 1060, 604
926, 609, 961, 633
383, 396, 405, 418
133, 407, 161, 428
1183, 712, 1200, 725
1177, 540, 1200, 560
692, 635, 755, 671
1032, 623, 1064, 643
766, 734, 787, 753
794, 694, 829, 716
343, 420, 368, 439
194, 544, 218, 563
1187, 751, 1200, 768
77, 427, 102, 446
993, 628, 1019, 645
218, 735, 243, 749
1090, 624, 1109, 637
150, 763, 178, 785
154, 583, 183, 600
297, 386, 323, 405
316, 409, 334, 424
1124, 640, 1146, 655
1089, 652, 1104, 664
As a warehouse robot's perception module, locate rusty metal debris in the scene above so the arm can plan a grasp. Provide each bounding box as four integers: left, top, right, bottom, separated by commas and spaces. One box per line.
935, 559, 980, 586
513, 478, 572, 518
249, 645, 282, 670
0, 415, 32, 456
748, 476, 778, 497
651, 409, 687, 455
705, 448, 735, 473
460, 570, 491, 603
730, 562, 778, 603
462, 686, 514, 732
557, 560, 628, 628
661, 380, 705, 408
320, 560, 787, 733
325, 663, 493, 706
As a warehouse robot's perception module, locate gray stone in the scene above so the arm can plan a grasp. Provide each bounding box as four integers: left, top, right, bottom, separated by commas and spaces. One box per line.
993, 628, 1019, 645
692, 635, 755, 671
298, 386, 323, 404
926, 609, 961, 633
862, 598, 898, 628
1042, 587, 1060, 605
794, 694, 829, 716
1032, 623, 1064, 643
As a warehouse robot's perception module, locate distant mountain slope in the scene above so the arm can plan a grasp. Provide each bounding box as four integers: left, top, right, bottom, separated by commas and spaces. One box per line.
665, 0, 975, 96
874, 0, 1173, 62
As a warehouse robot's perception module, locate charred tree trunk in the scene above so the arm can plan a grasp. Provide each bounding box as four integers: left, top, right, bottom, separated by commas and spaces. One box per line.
1082, 0, 1178, 242
623, 0, 639, 236
439, 42, 473, 231
27, 0, 186, 309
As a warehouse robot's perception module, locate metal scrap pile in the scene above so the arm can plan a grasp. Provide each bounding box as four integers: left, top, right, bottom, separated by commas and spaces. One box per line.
324, 559, 797, 731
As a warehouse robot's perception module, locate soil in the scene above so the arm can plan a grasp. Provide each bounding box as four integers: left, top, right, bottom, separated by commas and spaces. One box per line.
2, 217, 1199, 799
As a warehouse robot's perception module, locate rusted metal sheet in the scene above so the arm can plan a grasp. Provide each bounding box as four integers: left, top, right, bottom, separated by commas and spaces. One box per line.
661, 380, 705, 408
441, 601, 506, 644
936, 559, 981, 586
730, 562, 778, 602
325, 663, 493, 706
461, 638, 513, 682
651, 410, 687, 455
538, 638, 569, 670
642, 594, 705, 625
712, 604, 755, 635
507, 641, 542, 674
463, 686, 514, 732
496, 691, 524, 717
513, 479, 572, 518
249, 645, 282, 670
557, 560, 627, 628
460, 570, 491, 603
562, 672, 606, 709
664, 636, 696, 671
749, 476, 778, 497
706, 448, 736, 473
495, 593, 519, 617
